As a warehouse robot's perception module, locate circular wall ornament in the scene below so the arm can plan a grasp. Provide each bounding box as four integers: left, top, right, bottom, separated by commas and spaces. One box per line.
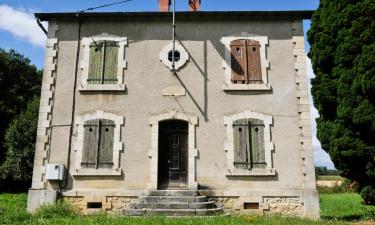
159, 42, 189, 70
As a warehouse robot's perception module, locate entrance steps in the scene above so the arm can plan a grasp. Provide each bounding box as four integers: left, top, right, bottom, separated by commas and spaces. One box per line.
124, 190, 223, 216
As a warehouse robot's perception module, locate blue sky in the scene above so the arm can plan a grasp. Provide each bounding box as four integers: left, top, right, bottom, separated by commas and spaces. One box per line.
0, 0, 335, 169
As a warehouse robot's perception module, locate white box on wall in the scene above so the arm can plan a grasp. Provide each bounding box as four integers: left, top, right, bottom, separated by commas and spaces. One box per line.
45, 164, 65, 180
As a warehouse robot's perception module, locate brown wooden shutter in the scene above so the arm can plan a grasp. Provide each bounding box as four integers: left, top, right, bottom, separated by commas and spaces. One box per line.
88, 42, 104, 84
103, 41, 119, 84
230, 40, 248, 84
246, 40, 263, 84
98, 119, 115, 168
233, 119, 251, 169
82, 119, 100, 168
249, 119, 266, 169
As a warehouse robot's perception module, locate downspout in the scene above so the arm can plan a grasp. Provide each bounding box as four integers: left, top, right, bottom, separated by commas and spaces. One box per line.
36, 17, 48, 35
60, 15, 82, 191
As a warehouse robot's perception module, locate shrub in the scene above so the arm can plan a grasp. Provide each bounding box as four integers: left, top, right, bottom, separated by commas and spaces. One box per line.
361, 186, 375, 206
34, 200, 78, 219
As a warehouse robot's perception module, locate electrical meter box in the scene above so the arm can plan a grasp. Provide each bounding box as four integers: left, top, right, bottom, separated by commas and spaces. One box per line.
45, 164, 65, 181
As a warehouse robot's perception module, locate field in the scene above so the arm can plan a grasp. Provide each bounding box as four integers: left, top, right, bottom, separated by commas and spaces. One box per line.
0, 193, 374, 225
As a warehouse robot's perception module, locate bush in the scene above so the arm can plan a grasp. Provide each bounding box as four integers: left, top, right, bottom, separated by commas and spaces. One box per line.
361, 186, 375, 206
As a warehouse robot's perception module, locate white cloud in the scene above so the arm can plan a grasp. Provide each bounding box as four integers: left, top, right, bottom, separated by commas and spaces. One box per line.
0, 4, 47, 47
306, 58, 336, 169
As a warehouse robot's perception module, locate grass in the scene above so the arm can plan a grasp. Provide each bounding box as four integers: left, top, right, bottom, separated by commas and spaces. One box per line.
320, 193, 375, 221
316, 176, 345, 181
0, 193, 374, 225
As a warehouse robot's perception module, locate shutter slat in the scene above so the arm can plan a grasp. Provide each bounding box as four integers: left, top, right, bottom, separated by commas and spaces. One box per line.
246, 40, 263, 84
88, 43, 103, 84
82, 119, 100, 168
103, 41, 119, 84
230, 40, 248, 84
98, 119, 115, 168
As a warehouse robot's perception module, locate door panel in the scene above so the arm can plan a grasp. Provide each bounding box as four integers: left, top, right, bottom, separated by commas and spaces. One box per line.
158, 120, 188, 189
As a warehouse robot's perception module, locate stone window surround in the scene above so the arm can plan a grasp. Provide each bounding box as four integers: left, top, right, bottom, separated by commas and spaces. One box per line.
221, 36, 271, 91
159, 42, 189, 71
80, 33, 127, 92
73, 111, 124, 176
148, 110, 198, 190
224, 110, 275, 176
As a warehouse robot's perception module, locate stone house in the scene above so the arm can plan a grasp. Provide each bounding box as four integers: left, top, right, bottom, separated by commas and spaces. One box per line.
28, 0, 319, 218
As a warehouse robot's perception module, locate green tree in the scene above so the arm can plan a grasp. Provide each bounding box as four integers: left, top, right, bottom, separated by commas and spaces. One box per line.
0, 97, 40, 191
308, 0, 375, 204
0, 48, 41, 162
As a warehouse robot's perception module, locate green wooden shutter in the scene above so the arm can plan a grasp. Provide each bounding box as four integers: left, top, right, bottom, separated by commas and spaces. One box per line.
233, 119, 251, 169
98, 119, 115, 168
88, 42, 104, 84
249, 119, 266, 169
103, 41, 119, 84
82, 119, 100, 168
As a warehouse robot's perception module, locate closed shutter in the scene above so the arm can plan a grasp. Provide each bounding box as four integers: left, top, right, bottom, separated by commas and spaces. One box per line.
103, 41, 119, 84
249, 119, 266, 169
82, 119, 100, 168
233, 119, 251, 169
98, 119, 115, 168
230, 39, 248, 84
88, 42, 104, 84
246, 40, 262, 84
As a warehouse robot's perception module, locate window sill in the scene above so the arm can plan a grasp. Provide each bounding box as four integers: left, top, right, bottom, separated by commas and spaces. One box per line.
226, 168, 276, 177
223, 83, 271, 91
79, 84, 126, 92
72, 168, 122, 177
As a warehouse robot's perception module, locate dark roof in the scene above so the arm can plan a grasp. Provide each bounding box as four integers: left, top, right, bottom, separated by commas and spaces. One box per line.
35, 10, 314, 21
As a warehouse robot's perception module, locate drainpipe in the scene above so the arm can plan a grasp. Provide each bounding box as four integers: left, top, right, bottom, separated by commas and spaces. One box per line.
60, 15, 82, 191
36, 17, 48, 35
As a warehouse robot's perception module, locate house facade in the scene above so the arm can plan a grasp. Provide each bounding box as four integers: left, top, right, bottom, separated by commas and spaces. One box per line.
28, 2, 319, 218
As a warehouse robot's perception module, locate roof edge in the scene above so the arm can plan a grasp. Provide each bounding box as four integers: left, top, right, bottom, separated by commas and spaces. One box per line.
35, 10, 314, 21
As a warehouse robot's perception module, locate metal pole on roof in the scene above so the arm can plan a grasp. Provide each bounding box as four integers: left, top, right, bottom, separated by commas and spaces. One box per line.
172, 0, 176, 71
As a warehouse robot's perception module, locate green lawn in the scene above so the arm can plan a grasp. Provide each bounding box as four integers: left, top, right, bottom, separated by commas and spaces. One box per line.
0, 193, 374, 225
320, 193, 375, 221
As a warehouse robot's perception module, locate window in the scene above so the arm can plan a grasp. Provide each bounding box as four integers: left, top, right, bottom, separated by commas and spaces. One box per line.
224, 110, 275, 176
88, 41, 119, 84
82, 119, 115, 169
233, 119, 266, 169
80, 34, 127, 92
231, 40, 262, 84
221, 36, 270, 91
73, 111, 124, 176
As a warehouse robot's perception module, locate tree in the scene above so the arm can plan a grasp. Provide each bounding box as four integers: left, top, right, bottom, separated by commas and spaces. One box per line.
0, 48, 41, 163
0, 97, 40, 191
308, 0, 375, 204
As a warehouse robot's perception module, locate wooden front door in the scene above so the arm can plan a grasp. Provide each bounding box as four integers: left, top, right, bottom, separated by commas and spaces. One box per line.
158, 120, 188, 190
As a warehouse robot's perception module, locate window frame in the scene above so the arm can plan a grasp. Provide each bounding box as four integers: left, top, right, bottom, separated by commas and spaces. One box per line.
73, 111, 124, 176
221, 36, 271, 91
80, 34, 127, 92
224, 110, 275, 177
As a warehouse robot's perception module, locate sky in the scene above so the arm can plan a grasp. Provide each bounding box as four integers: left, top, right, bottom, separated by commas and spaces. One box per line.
0, 0, 335, 169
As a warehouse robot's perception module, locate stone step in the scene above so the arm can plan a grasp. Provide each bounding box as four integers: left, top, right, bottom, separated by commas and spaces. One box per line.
138, 196, 207, 204
134, 201, 216, 210
147, 190, 198, 196
124, 208, 223, 216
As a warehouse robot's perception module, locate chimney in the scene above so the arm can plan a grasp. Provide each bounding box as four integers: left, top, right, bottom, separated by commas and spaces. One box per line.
189, 0, 201, 11
159, 0, 171, 12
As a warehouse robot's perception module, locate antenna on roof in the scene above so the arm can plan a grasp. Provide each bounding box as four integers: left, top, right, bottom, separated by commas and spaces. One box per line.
172, 0, 176, 72
77, 0, 133, 14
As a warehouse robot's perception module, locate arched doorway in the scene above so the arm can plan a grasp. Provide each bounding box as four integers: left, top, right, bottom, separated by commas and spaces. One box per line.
158, 120, 188, 190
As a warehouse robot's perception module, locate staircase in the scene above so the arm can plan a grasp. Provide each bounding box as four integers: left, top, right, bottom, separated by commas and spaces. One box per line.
124, 190, 223, 216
